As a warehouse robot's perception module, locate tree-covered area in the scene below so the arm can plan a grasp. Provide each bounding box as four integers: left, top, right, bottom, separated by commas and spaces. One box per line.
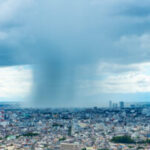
59, 137, 66, 141
111, 135, 135, 144
22, 132, 39, 137
52, 123, 63, 127
111, 135, 150, 144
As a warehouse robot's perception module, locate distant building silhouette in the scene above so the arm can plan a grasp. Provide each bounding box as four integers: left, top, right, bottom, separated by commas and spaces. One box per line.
120, 101, 124, 109
109, 101, 112, 108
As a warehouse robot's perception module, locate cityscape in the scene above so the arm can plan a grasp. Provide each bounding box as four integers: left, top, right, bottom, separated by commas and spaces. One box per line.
0, 0, 150, 150
0, 102, 149, 149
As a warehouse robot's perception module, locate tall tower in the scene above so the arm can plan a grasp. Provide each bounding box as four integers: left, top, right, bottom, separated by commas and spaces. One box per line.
0, 110, 4, 121
120, 101, 124, 109
109, 100, 112, 108
68, 120, 73, 136
68, 125, 72, 136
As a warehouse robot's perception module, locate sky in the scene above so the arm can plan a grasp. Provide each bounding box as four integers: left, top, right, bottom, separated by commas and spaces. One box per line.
0, 0, 150, 107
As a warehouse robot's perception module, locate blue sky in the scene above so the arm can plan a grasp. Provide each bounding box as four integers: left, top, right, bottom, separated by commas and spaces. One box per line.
0, 0, 150, 107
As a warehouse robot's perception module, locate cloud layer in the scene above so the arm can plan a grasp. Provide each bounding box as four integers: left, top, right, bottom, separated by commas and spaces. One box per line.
0, 0, 150, 106
0, 65, 32, 100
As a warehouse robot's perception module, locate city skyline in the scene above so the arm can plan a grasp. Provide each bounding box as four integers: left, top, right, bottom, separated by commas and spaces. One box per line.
1, 1, 150, 150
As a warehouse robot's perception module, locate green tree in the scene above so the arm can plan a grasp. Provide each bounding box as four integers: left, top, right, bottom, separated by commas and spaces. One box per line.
111, 135, 135, 144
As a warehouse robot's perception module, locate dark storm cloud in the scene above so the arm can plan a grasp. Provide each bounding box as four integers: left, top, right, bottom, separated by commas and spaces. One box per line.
115, 0, 150, 17
123, 7, 150, 17
0, 0, 150, 107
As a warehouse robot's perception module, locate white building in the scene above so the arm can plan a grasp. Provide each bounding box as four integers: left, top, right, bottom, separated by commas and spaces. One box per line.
60, 143, 80, 150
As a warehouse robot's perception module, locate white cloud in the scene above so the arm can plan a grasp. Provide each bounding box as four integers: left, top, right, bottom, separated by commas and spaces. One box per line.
0, 0, 33, 24
97, 62, 150, 75
0, 65, 32, 99
100, 73, 150, 93
79, 62, 150, 95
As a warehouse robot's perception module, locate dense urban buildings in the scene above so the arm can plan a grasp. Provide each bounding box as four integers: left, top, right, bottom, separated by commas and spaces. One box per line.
0, 102, 149, 149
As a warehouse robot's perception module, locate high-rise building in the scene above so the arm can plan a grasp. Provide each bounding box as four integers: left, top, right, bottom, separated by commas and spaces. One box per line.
109, 100, 112, 108
113, 103, 118, 109
120, 101, 124, 109
0, 110, 4, 121
68, 125, 72, 136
